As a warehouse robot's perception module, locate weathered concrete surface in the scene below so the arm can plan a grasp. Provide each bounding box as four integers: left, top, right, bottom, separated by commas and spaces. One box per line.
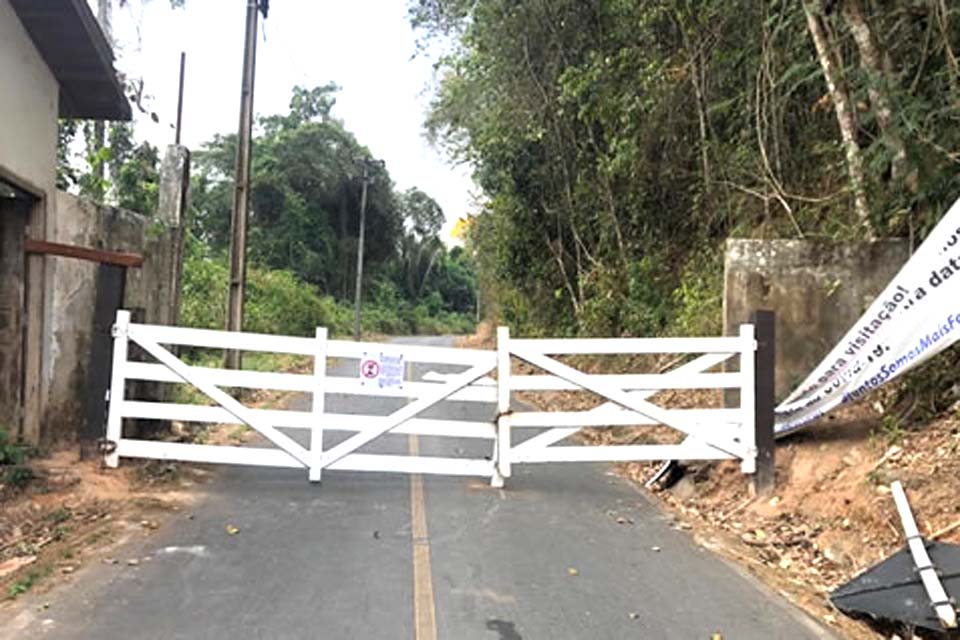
44, 193, 147, 443
0, 0, 60, 445
151, 144, 190, 328
42, 183, 187, 444
724, 239, 909, 400
0, 199, 28, 437
0, 0, 59, 199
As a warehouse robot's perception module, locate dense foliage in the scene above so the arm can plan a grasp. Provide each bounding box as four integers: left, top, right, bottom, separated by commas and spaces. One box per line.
59, 85, 478, 337
411, 0, 960, 338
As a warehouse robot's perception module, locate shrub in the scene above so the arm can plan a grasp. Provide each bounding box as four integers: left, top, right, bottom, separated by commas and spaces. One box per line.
180, 233, 476, 340
669, 248, 723, 337
0, 426, 32, 489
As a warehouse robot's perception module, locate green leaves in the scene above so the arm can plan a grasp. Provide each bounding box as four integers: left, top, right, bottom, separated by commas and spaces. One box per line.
184, 84, 476, 334
411, 0, 960, 338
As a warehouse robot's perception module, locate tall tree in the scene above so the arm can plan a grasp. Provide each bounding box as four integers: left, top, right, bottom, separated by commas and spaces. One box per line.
411, 0, 960, 335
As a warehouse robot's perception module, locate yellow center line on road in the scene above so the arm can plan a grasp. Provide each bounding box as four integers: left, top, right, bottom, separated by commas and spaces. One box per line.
408, 434, 438, 640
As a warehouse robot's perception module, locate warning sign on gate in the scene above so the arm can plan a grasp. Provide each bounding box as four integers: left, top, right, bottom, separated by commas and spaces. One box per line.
360, 358, 380, 379
359, 351, 404, 389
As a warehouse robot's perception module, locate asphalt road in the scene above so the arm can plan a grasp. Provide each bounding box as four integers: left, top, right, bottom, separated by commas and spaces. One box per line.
3, 336, 832, 639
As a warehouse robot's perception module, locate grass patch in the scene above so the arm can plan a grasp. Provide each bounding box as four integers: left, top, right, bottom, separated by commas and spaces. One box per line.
7, 566, 52, 599
49, 507, 72, 525
84, 529, 111, 547
227, 425, 250, 443
135, 461, 181, 485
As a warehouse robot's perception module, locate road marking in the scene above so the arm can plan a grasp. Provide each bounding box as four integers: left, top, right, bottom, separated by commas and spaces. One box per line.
408, 434, 438, 640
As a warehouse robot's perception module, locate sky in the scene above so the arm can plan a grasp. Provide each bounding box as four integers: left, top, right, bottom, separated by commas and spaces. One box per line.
99, 0, 475, 241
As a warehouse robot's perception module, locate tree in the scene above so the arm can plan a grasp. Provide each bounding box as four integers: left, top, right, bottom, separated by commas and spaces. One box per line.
410, 0, 960, 336
803, 0, 872, 233
188, 84, 481, 319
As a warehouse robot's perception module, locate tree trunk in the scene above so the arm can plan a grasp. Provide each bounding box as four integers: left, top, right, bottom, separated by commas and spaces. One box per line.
803, 2, 873, 235
547, 236, 581, 319
936, 0, 960, 106
674, 9, 715, 223
690, 50, 714, 221
840, 0, 912, 190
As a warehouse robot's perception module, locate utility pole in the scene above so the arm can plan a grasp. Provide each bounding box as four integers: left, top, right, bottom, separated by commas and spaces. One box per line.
175, 52, 186, 145
94, 0, 112, 194
353, 158, 384, 341
225, 0, 263, 369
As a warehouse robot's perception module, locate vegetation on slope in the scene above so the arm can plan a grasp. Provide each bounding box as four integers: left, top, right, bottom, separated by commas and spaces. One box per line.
59, 85, 479, 337
411, 0, 960, 341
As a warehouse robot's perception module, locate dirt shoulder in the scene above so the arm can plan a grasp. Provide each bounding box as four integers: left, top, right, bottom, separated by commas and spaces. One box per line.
624, 406, 960, 639
0, 358, 305, 618
0, 450, 212, 609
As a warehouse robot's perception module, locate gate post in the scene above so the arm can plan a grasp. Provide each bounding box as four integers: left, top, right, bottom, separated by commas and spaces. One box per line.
104, 310, 131, 468
82, 264, 127, 460
750, 310, 776, 496
492, 326, 511, 487
309, 327, 328, 483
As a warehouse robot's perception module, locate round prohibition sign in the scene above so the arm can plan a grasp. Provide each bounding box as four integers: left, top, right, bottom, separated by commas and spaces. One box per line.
361, 358, 380, 379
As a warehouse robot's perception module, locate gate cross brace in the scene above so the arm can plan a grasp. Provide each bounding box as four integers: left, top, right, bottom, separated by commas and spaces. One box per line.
511, 352, 734, 454
132, 334, 312, 467
319, 360, 495, 470
510, 347, 742, 458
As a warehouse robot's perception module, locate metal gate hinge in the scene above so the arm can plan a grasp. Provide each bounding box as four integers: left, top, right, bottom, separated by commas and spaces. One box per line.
97, 438, 117, 455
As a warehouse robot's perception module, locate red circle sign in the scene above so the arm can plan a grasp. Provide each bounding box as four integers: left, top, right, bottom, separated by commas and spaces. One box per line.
361, 359, 380, 379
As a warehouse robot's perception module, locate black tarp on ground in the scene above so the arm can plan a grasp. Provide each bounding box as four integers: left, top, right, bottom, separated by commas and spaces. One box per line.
831, 540, 960, 631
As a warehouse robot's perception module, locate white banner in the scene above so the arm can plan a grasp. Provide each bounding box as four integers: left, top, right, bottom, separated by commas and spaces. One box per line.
776, 197, 960, 435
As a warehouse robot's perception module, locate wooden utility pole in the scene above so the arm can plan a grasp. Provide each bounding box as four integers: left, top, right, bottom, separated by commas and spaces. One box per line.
94, 0, 112, 192
225, 0, 261, 369
353, 158, 384, 341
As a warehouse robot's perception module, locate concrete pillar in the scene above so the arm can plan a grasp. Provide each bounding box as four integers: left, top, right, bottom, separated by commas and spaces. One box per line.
724, 238, 909, 400
137, 145, 189, 432
148, 144, 190, 327
23, 194, 48, 445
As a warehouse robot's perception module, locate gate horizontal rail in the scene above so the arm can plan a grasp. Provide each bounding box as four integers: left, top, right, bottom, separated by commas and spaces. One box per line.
105, 310, 768, 487
493, 326, 758, 482
105, 311, 497, 483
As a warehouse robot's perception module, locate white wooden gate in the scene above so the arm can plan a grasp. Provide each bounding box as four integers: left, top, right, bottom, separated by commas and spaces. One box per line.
494, 326, 757, 481
104, 310, 764, 486
105, 310, 497, 483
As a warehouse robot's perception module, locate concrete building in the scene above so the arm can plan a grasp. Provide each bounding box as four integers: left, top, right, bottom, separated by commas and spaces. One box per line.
0, 0, 132, 444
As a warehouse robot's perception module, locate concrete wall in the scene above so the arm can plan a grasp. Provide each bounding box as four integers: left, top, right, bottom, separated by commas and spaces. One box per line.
44, 194, 146, 442
724, 239, 909, 400
0, 0, 61, 444
43, 172, 186, 443
0, 0, 58, 198
0, 200, 28, 438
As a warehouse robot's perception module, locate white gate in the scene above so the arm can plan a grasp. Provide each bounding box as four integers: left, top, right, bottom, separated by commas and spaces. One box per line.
494, 326, 757, 481
105, 310, 498, 483
104, 310, 763, 486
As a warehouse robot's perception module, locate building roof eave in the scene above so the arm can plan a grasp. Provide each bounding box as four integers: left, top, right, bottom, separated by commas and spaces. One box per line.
10, 0, 132, 121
